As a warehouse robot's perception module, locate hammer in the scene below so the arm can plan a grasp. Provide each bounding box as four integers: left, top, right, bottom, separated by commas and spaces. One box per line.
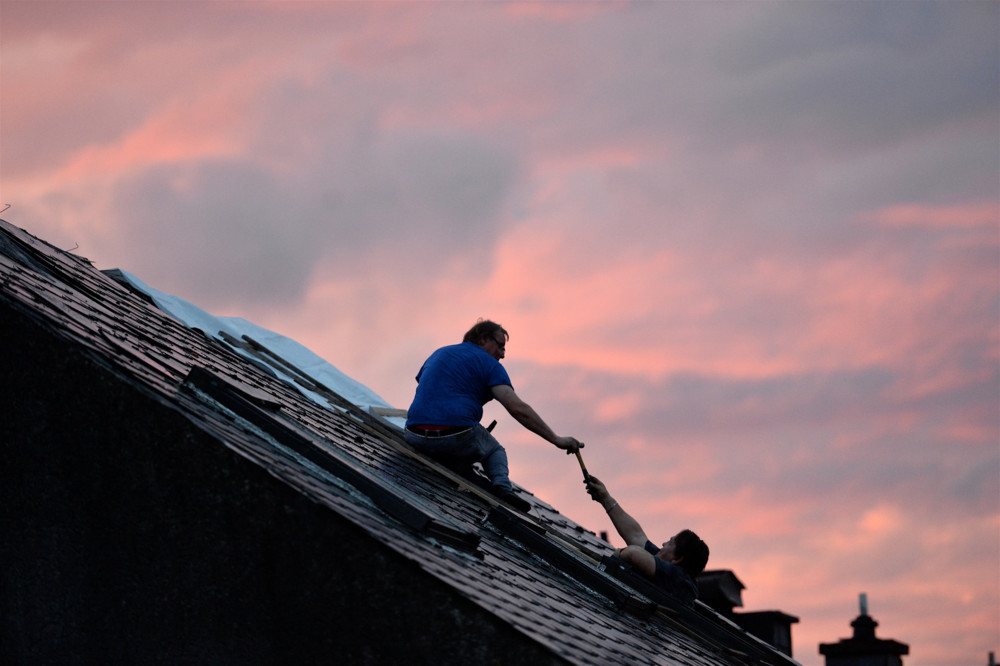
574, 449, 590, 481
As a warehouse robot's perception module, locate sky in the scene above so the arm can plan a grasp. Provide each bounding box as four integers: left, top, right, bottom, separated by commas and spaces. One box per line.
1, 1, 997, 664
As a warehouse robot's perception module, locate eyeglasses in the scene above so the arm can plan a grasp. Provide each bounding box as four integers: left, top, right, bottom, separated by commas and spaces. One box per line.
493, 336, 506, 350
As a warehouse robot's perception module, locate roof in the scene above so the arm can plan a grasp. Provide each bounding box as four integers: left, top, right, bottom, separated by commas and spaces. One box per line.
0, 218, 800, 666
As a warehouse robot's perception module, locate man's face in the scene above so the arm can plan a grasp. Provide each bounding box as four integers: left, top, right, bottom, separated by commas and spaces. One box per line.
482, 334, 506, 360
657, 535, 681, 564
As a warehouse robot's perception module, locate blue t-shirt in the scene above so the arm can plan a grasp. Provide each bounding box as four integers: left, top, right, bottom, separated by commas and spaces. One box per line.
644, 540, 699, 605
406, 342, 512, 428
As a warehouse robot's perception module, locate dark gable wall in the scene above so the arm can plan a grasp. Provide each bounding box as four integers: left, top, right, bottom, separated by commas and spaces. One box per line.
1, 306, 565, 666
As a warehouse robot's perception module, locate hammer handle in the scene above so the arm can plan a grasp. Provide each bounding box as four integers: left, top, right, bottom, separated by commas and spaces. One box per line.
575, 450, 590, 481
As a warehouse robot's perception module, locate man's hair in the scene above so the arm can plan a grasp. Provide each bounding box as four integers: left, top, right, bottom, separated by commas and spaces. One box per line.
674, 529, 709, 578
462, 319, 509, 345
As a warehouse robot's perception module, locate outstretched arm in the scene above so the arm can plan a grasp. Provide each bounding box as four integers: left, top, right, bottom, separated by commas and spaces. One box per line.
491, 384, 582, 453
584, 475, 648, 547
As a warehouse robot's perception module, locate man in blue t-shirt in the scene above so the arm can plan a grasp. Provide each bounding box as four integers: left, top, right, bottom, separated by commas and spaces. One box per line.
405, 319, 583, 512
584, 475, 709, 605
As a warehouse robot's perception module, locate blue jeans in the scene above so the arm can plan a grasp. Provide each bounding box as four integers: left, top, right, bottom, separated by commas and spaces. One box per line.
404, 423, 512, 491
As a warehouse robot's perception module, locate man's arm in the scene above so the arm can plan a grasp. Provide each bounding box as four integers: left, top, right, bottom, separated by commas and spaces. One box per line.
584, 476, 649, 547
619, 545, 657, 577
491, 384, 581, 453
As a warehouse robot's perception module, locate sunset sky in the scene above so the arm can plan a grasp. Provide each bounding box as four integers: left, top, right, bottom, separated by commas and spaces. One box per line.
2, 2, 997, 664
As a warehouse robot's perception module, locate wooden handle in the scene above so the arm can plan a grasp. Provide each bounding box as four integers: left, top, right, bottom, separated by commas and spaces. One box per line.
575, 450, 590, 481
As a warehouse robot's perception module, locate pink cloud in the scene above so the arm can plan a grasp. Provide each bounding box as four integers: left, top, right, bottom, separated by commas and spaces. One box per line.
56, 100, 244, 180
503, 1, 624, 22
863, 200, 999, 229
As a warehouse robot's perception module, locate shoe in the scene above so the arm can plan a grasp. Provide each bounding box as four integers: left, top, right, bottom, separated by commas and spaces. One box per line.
491, 487, 532, 513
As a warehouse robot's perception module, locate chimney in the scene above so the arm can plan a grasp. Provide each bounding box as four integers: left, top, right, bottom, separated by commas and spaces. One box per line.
819, 594, 909, 666
697, 570, 799, 657
696, 569, 745, 615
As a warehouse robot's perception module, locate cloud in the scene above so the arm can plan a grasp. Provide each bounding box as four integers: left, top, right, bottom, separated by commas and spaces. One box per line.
709, 2, 998, 147
863, 201, 999, 230
92, 123, 518, 310
108, 159, 323, 306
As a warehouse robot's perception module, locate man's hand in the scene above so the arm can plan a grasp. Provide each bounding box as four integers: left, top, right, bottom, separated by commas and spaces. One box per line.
585, 475, 611, 503
553, 435, 583, 454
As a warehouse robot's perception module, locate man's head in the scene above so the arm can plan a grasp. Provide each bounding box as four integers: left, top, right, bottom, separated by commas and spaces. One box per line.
463, 319, 509, 360
659, 530, 709, 578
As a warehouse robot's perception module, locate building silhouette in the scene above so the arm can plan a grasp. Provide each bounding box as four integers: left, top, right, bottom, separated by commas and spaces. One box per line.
819, 593, 908, 666
697, 569, 799, 657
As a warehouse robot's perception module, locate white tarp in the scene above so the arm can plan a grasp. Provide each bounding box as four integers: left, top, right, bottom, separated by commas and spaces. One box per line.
115, 270, 406, 429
